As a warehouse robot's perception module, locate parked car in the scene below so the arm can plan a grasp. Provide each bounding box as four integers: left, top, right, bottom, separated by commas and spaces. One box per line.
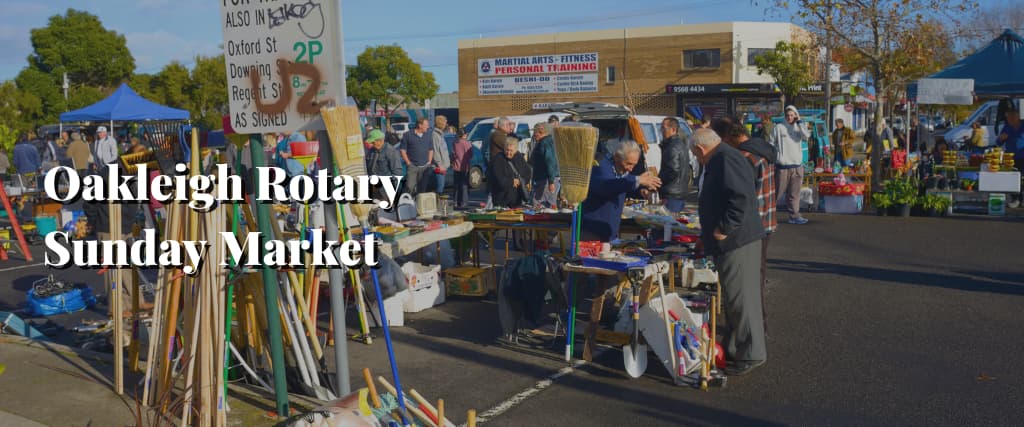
390, 122, 410, 139
938, 99, 1023, 148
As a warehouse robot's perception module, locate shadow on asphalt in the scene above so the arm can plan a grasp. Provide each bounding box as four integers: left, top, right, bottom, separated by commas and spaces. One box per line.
770, 259, 1024, 295
391, 327, 783, 426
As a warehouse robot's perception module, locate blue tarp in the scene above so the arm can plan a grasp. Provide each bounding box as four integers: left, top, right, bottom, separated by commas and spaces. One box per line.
60, 83, 190, 122
910, 29, 1024, 98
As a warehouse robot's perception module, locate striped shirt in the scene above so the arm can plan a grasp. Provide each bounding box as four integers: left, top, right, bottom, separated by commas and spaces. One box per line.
741, 151, 777, 234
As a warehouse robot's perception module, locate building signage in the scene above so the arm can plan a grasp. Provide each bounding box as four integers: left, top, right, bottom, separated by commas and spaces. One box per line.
478, 53, 599, 77
479, 74, 598, 96
666, 84, 773, 95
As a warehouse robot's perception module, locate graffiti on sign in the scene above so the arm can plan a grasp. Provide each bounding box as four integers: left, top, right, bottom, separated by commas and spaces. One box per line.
249, 59, 324, 115
268, 0, 325, 39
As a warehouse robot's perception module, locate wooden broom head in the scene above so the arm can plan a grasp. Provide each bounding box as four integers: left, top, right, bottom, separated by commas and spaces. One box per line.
553, 125, 599, 206
320, 105, 367, 178
350, 203, 373, 221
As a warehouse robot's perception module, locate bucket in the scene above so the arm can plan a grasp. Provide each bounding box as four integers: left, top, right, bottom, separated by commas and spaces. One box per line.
34, 216, 58, 235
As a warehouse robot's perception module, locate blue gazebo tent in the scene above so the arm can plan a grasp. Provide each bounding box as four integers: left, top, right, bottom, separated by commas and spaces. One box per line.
909, 29, 1024, 98
60, 83, 190, 122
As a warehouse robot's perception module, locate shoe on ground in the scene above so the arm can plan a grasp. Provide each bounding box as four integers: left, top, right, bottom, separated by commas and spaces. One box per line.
788, 216, 809, 225
724, 359, 766, 376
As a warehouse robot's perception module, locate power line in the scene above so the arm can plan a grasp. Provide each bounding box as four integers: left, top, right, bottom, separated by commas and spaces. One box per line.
342, 0, 735, 44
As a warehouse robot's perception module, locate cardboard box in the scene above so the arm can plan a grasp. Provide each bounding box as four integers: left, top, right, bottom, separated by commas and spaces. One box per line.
823, 195, 863, 214
979, 171, 1021, 193
445, 266, 496, 297
401, 262, 440, 291
404, 283, 445, 313
370, 290, 409, 327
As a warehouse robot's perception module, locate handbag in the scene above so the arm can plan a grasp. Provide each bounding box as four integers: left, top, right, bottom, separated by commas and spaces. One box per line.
507, 160, 530, 204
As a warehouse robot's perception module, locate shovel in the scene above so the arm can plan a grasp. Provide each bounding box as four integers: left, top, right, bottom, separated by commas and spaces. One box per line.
623, 267, 647, 378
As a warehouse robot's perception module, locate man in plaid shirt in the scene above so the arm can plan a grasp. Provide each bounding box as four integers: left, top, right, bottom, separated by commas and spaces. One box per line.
712, 117, 777, 334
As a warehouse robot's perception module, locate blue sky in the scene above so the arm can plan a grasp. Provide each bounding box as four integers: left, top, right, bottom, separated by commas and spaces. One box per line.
0, 0, 772, 92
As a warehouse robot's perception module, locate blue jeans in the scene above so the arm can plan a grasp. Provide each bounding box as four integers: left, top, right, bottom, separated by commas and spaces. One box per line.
665, 198, 686, 213
435, 171, 446, 194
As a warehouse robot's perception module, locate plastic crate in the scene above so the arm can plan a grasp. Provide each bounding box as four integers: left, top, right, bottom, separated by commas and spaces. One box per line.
581, 256, 646, 272
445, 266, 495, 297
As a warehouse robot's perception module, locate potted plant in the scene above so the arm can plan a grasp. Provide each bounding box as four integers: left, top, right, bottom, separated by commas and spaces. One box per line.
912, 196, 927, 216
872, 193, 892, 216
884, 178, 918, 217
962, 178, 977, 191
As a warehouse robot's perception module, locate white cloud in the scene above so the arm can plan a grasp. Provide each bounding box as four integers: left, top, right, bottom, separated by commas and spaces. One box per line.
126, 30, 221, 73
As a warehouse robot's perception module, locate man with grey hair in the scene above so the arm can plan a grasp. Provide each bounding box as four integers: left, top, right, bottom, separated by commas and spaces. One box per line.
432, 115, 452, 194
530, 123, 559, 207
581, 139, 661, 242
691, 128, 767, 376
489, 117, 512, 159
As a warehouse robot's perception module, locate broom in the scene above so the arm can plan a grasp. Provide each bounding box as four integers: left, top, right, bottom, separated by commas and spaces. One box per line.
320, 105, 374, 344
552, 125, 599, 361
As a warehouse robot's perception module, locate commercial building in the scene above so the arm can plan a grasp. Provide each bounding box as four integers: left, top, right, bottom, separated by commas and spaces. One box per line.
457, 22, 822, 124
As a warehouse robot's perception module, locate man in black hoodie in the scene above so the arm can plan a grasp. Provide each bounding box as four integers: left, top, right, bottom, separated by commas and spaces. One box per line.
691, 128, 767, 376
659, 117, 691, 212
713, 117, 777, 339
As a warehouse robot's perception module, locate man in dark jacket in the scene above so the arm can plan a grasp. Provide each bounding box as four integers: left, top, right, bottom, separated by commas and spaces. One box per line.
367, 129, 403, 176
530, 123, 559, 207
713, 117, 777, 338
581, 140, 661, 242
658, 117, 691, 212
691, 128, 766, 376
13, 134, 41, 177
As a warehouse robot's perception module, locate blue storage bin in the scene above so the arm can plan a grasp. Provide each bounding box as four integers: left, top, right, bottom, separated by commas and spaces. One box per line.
581, 256, 647, 272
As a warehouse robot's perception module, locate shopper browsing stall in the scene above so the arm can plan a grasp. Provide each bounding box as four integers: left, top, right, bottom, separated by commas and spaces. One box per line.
768, 105, 811, 224
691, 128, 767, 376
489, 139, 531, 208
997, 103, 1023, 161
580, 140, 661, 242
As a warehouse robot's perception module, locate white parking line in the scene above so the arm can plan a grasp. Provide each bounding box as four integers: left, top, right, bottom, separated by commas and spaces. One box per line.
0, 262, 45, 272
468, 357, 591, 425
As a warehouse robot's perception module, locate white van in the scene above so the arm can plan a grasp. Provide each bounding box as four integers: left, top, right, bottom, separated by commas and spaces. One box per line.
940, 98, 1022, 147
467, 113, 569, 160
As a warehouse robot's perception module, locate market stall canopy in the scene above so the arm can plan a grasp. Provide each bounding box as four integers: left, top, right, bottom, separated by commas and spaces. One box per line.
59, 83, 190, 122
909, 29, 1024, 98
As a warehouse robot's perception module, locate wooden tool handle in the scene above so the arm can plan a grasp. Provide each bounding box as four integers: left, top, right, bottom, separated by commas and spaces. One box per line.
363, 368, 381, 408
467, 409, 477, 427
437, 399, 445, 427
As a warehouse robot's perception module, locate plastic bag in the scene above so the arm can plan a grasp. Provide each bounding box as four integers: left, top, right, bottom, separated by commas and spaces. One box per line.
25, 286, 96, 317
359, 254, 407, 303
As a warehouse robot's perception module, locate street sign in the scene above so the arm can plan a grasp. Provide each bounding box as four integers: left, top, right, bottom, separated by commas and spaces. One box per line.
220, 0, 342, 134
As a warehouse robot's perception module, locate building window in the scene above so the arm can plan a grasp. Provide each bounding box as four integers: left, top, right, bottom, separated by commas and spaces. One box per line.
606, 66, 616, 84
748, 48, 773, 66
683, 49, 721, 69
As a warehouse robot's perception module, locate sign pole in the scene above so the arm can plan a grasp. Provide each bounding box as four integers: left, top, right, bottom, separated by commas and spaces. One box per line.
251, 135, 290, 417
321, 0, 352, 396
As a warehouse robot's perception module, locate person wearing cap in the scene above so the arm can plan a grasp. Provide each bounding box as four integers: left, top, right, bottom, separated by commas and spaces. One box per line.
93, 126, 118, 173
997, 102, 1024, 162
768, 105, 812, 224
691, 128, 767, 376
66, 132, 92, 175
366, 129, 403, 178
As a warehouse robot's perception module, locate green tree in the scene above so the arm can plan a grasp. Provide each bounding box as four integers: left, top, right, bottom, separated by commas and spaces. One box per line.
767, 0, 976, 191
187, 55, 228, 130
13, 8, 135, 125
130, 73, 158, 103
28, 9, 134, 89
0, 81, 43, 134
346, 45, 439, 119
753, 41, 814, 106
152, 61, 191, 108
